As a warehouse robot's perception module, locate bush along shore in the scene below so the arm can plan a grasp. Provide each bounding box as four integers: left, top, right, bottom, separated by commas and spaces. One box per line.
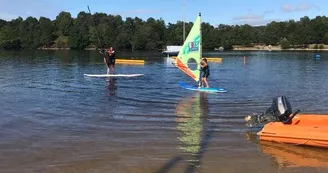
1, 11, 328, 51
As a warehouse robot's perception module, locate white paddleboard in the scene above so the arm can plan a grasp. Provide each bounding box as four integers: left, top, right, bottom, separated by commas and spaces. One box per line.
84, 74, 144, 77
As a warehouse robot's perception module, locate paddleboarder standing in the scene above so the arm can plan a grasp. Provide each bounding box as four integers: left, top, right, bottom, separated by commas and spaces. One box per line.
99, 47, 115, 74
107, 47, 116, 74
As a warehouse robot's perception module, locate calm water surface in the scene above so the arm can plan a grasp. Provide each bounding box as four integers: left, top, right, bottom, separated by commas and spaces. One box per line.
1, 50, 328, 173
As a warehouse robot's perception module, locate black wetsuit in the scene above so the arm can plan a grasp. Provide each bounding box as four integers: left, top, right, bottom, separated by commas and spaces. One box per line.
200, 63, 210, 78
99, 49, 115, 67
108, 50, 115, 66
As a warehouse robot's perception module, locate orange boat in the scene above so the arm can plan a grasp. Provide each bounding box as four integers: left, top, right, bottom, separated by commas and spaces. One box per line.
257, 114, 328, 148
245, 96, 328, 148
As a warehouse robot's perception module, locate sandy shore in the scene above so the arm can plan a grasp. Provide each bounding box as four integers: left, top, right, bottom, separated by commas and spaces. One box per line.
233, 44, 328, 51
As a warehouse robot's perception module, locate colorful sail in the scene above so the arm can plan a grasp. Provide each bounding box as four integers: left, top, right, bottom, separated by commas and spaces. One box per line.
175, 14, 201, 82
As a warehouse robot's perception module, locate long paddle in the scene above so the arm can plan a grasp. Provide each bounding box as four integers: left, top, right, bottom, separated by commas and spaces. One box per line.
87, 5, 109, 72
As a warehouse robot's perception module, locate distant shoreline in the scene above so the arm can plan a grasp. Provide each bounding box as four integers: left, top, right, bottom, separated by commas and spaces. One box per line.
232, 44, 328, 51
27, 44, 328, 52
37, 47, 95, 50
233, 48, 328, 51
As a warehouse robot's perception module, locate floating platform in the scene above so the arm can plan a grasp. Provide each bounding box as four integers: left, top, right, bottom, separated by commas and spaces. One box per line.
206, 57, 223, 62
115, 59, 144, 65
170, 56, 222, 63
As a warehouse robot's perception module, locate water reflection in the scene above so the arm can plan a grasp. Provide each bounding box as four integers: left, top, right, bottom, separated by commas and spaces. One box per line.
245, 131, 328, 168
164, 56, 175, 68
105, 77, 117, 96
176, 93, 203, 153
175, 92, 213, 172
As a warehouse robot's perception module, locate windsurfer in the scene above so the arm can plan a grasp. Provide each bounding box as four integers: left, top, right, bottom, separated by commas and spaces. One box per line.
200, 58, 210, 88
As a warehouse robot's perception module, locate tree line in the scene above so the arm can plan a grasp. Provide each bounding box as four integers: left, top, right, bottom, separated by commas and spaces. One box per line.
1, 11, 328, 50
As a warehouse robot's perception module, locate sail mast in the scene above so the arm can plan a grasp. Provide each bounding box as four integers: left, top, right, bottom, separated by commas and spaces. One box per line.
199, 12, 202, 85
199, 13, 202, 59
183, 2, 186, 41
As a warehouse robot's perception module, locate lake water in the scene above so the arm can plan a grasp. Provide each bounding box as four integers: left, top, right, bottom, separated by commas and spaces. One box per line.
1, 50, 328, 173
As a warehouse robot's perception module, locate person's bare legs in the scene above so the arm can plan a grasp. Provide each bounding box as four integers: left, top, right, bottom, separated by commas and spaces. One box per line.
107, 65, 111, 74
203, 78, 209, 88
201, 78, 205, 87
112, 65, 115, 74
104, 58, 110, 74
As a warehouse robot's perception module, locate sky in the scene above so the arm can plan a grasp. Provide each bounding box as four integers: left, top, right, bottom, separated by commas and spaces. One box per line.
0, 0, 326, 26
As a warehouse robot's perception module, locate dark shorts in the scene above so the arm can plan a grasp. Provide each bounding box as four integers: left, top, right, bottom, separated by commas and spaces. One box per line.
106, 58, 115, 66
201, 71, 209, 78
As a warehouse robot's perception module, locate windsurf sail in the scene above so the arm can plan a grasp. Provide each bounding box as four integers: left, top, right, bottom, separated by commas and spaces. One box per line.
175, 13, 202, 83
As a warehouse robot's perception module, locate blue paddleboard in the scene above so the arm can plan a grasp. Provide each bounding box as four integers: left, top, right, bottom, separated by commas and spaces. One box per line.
179, 82, 227, 93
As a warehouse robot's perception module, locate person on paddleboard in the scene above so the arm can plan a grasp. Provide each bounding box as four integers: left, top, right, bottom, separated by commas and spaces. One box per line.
99, 47, 115, 74
107, 47, 116, 74
200, 58, 210, 88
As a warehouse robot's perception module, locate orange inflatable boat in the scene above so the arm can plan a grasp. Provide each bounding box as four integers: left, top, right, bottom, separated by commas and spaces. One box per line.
257, 114, 328, 148
245, 96, 328, 148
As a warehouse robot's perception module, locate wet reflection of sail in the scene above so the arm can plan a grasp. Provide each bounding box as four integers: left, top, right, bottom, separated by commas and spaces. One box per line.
245, 131, 328, 168
175, 92, 209, 154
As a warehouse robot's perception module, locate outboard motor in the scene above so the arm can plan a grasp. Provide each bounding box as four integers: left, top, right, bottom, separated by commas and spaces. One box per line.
270, 96, 292, 122
245, 96, 299, 127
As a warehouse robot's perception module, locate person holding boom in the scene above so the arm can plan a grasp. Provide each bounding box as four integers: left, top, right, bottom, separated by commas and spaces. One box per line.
200, 57, 210, 88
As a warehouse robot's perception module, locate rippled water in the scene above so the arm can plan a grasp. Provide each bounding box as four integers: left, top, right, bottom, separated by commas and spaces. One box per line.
1, 50, 328, 173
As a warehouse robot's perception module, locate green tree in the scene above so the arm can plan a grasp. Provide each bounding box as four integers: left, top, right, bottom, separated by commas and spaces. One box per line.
0, 25, 21, 49
2, 10, 328, 51
295, 16, 315, 45
324, 32, 328, 44
132, 25, 149, 50
54, 36, 68, 48
0, 19, 6, 28
88, 12, 107, 47
19, 16, 40, 48
262, 22, 280, 45
116, 17, 136, 49
311, 16, 327, 44
280, 37, 290, 49
202, 22, 215, 49
38, 17, 54, 47
55, 11, 73, 36
216, 24, 234, 50
0, 18, 22, 49
68, 12, 90, 49
285, 20, 298, 46
165, 22, 183, 45
103, 14, 123, 47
